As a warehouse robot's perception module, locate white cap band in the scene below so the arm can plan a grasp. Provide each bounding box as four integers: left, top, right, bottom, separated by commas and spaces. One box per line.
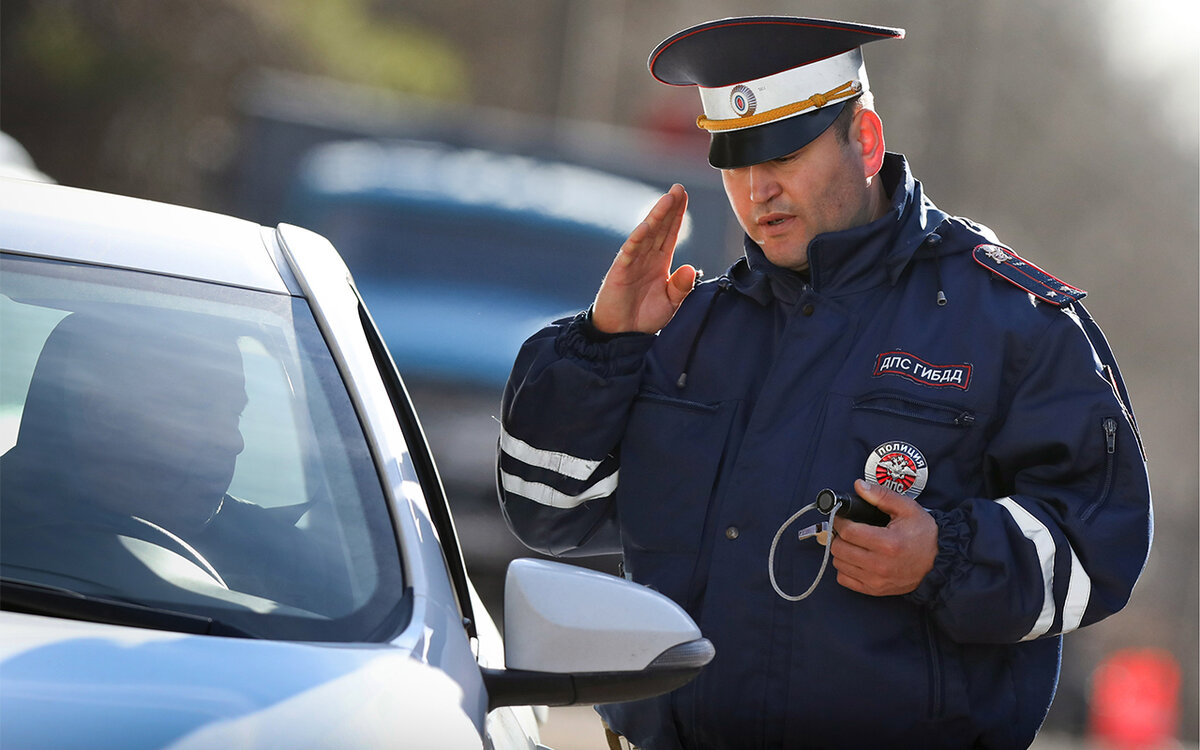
697, 48, 868, 132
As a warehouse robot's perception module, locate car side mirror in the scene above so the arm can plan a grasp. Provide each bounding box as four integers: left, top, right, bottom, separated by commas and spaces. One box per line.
481, 558, 714, 711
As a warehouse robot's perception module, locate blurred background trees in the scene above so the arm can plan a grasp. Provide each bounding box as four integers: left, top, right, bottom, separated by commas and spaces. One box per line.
3, 0, 1196, 742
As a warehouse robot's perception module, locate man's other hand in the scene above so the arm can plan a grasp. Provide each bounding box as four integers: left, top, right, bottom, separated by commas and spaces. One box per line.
829, 479, 938, 597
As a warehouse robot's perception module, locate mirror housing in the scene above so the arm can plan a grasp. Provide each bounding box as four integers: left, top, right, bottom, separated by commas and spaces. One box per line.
482, 559, 714, 711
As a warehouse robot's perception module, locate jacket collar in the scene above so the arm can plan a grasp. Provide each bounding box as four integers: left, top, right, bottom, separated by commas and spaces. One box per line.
728, 153, 949, 304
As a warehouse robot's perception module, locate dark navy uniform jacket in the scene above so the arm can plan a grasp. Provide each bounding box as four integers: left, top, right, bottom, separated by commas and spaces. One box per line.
496, 154, 1152, 749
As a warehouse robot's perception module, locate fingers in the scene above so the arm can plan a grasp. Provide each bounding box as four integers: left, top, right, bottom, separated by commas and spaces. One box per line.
827, 481, 908, 542
640, 184, 686, 257
830, 481, 939, 596
666, 264, 697, 306
827, 525, 876, 562
618, 184, 687, 266
853, 478, 920, 518
829, 534, 903, 596
593, 184, 691, 334
659, 184, 689, 257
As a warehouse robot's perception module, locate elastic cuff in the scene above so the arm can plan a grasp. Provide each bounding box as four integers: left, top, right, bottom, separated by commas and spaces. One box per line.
906, 507, 972, 607
556, 311, 655, 377
579, 307, 623, 342
579, 307, 654, 342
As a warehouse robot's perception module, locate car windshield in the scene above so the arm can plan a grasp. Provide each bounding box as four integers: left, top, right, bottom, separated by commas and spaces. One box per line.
0, 253, 406, 642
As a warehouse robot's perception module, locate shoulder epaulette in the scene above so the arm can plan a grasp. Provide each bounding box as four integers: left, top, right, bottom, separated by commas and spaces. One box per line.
972, 244, 1086, 306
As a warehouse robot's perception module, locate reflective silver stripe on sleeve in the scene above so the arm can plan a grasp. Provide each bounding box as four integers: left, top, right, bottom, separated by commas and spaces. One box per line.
499, 469, 619, 509
500, 424, 604, 481
997, 497, 1057, 641
1060, 540, 1092, 635
996, 497, 1093, 640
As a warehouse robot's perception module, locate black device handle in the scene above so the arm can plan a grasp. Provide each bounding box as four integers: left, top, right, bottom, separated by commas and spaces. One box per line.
815, 488, 890, 527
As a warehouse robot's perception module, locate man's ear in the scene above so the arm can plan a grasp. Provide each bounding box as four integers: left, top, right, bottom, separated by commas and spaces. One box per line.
855, 109, 886, 179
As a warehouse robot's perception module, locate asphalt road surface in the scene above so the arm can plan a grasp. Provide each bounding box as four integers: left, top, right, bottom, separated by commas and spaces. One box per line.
535, 706, 1196, 750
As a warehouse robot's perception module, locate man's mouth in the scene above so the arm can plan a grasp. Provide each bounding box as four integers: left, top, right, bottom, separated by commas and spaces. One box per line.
759, 213, 792, 228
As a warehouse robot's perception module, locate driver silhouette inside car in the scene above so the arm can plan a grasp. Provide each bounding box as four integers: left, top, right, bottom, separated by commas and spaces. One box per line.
1, 310, 328, 613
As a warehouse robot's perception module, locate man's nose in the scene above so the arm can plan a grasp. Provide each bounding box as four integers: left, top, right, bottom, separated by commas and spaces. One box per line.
748, 163, 781, 203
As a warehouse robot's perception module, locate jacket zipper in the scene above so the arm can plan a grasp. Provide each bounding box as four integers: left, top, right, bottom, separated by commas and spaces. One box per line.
852, 394, 975, 427
1081, 417, 1118, 523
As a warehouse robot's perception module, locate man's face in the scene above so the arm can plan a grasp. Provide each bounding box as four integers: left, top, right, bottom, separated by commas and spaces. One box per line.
79, 336, 247, 535
720, 113, 875, 273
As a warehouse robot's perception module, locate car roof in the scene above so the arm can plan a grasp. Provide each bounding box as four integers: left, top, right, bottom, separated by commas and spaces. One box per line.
0, 178, 289, 294
292, 139, 669, 240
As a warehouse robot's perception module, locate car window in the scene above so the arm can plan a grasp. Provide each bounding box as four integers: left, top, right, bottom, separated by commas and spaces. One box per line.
0, 253, 406, 641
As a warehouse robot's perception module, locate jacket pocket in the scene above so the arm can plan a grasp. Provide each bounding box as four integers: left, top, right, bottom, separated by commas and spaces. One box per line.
852, 392, 976, 427
616, 392, 735, 555
920, 611, 973, 728
922, 611, 947, 719
806, 390, 984, 510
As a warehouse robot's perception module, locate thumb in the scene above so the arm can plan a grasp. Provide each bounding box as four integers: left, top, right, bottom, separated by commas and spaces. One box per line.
666, 264, 697, 307
854, 478, 919, 518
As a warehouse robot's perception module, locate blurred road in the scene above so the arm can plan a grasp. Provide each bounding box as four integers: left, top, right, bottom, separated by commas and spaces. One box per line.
535, 706, 1198, 750
537, 708, 605, 749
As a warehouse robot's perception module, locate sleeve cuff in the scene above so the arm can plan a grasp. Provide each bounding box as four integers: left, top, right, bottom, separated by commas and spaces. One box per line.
555, 310, 656, 377
580, 307, 655, 341
906, 507, 972, 608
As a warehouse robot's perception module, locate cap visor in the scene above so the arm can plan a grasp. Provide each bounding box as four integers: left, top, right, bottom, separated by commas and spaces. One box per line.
707, 102, 846, 169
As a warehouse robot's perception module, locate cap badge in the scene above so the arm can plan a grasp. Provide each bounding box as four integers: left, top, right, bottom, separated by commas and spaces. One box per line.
730, 85, 757, 117
864, 441, 929, 499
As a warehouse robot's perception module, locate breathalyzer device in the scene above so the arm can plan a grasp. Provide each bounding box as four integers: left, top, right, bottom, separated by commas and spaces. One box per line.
768, 486, 891, 602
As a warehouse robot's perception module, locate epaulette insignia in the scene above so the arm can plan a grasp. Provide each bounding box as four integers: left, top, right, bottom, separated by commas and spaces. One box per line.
973, 244, 1086, 306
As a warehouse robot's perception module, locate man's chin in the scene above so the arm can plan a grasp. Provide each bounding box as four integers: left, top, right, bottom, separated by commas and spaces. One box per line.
760, 244, 810, 274
157, 493, 225, 536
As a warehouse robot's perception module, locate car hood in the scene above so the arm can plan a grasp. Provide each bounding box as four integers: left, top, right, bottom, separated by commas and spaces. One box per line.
0, 610, 483, 749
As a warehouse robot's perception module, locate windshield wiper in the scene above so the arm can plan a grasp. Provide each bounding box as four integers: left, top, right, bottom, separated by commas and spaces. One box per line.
0, 577, 259, 638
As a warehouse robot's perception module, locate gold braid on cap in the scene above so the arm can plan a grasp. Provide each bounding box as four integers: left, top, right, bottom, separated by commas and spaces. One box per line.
697, 80, 861, 132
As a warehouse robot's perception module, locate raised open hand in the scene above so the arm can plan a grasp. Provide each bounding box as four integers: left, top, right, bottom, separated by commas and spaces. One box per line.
591, 184, 696, 335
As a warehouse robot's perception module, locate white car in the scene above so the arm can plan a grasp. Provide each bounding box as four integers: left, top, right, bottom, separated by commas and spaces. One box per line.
0, 178, 713, 749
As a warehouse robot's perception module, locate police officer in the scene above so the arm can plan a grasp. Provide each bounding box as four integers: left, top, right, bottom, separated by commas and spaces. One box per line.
497, 16, 1151, 749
